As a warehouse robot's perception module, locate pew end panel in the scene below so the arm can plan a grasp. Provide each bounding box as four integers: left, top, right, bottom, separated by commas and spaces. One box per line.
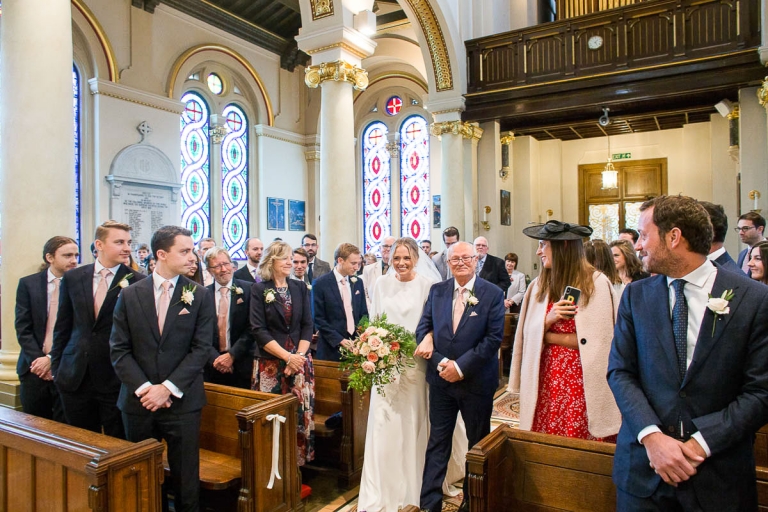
237, 392, 303, 512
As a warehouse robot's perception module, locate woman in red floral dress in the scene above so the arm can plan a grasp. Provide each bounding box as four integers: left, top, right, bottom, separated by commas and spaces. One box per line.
509, 221, 621, 442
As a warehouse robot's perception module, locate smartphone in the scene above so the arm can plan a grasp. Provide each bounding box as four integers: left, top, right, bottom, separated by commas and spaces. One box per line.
563, 286, 582, 305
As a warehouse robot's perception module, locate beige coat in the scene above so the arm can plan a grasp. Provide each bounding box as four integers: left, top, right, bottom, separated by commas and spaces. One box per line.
508, 271, 621, 438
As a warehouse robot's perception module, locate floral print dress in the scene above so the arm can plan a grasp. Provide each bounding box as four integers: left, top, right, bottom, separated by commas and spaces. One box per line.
252, 287, 316, 465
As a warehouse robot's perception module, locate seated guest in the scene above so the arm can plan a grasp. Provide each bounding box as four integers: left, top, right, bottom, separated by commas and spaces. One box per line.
610, 240, 650, 285
204, 246, 255, 389
363, 252, 378, 266
185, 255, 205, 285
250, 241, 315, 466
747, 241, 768, 285
290, 247, 311, 286
503, 252, 526, 313
15, 236, 79, 421
618, 228, 639, 245
509, 221, 620, 442
313, 243, 368, 361
474, 236, 511, 293
586, 239, 624, 295
700, 201, 742, 273
136, 243, 151, 273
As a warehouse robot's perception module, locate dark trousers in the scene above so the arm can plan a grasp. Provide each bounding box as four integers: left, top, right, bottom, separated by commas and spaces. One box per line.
205, 358, 253, 389
123, 409, 202, 512
58, 374, 124, 438
420, 383, 494, 512
617, 484, 705, 512
20, 372, 64, 422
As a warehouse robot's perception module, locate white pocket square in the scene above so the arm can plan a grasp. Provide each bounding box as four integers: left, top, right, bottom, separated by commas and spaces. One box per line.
355, 290, 360, 295
470, 311, 478, 317
237, 298, 244, 304
179, 308, 191, 316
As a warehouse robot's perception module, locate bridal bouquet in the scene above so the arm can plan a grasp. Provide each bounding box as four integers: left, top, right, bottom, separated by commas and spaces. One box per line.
339, 314, 417, 397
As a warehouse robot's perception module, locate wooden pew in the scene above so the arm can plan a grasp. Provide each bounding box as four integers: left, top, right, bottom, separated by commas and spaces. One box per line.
467, 424, 768, 512
312, 359, 371, 488
161, 383, 301, 512
499, 313, 518, 377
0, 407, 164, 512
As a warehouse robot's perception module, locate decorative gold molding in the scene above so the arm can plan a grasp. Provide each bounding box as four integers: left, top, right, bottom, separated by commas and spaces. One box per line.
386, 141, 400, 158
354, 72, 429, 103
72, 0, 119, 82
310, 0, 334, 20
304, 60, 369, 90
759, 77, 768, 108
429, 107, 463, 116
306, 42, 368, 60
727, 105, 740, 120
167, 44, 274, 126
305, 150, 321, 161
500, 132, 516, 145
403, 0, 453, 92
430, 121, 482, 140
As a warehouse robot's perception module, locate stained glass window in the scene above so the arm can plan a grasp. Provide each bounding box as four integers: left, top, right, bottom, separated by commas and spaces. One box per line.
73, 65, 82, 256
207, 73, 223, 95
385, 96, 402, 116
362, 121, 391, 256
399, 115, 430, 242
221, 104, 248, 259
180, 91, 211, 243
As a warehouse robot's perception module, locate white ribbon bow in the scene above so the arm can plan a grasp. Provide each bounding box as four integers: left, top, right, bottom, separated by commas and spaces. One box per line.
265, 413, 287, 489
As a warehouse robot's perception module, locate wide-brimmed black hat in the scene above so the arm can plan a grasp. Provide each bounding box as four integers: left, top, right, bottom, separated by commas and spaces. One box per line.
523, 220, 593, 241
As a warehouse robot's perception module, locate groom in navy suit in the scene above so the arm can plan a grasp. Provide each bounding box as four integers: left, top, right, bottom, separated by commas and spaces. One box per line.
416, 241, 505, 512
608, 195, 768, 511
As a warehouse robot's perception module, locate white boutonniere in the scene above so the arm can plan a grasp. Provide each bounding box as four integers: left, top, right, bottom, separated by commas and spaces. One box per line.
466, 289, 479, 307
180, 284, 196, 306
264, 288, 276, 303
706, 289, 734, 336
231, 285, 244, 295
306, 284, 312, 290
109, 273, 133, 292
350, 276, 358, 284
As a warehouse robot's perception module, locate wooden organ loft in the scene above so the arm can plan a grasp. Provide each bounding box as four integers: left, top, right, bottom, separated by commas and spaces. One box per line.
463, 0, 763, 135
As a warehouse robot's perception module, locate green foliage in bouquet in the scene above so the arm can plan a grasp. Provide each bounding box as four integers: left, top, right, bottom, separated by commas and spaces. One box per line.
339, 314, 417, 396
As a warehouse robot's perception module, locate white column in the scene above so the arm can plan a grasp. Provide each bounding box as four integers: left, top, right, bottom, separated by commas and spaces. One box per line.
741, 87, 768, 214
387, 133, 401, 238
0, 0, 75, 386
304, 140, 321, 236
462, 124, 483, 241
209, 116, 225, 245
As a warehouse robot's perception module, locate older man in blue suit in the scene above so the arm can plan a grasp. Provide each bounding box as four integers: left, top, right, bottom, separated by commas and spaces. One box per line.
608, 195, 768, 511
415, 241, 505, 512
313, 243, 368, 361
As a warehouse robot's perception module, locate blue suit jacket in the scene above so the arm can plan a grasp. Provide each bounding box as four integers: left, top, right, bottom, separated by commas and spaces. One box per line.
736, 247, 751, 276
313, 271, 368, 361
714, 250, 742, 274
607, 269, 768, 508
415, 277, 505, 395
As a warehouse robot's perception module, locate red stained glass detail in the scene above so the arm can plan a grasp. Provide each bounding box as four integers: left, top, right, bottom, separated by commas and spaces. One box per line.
406, 123, 421, 139
386, 96, 402, 116
192, 179, 199, 194
410, 153, 420, 170
372, 222, 382, 240
411, 220, 421, 238
410, 186, 420, 204
368, 128, 383, 145
185, 101, 203, 122
372, 189, 381, 207
372, 157, 380, 174
226, 111, 242, 131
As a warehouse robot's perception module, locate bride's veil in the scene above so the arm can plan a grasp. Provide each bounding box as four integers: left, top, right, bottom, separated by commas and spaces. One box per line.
385, 240, 442, 284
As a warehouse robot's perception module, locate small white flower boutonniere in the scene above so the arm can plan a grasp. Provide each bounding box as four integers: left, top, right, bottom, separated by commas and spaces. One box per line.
307, 284, 312, 291
180, 284, 196, 306
466, 289, 479, 307
231, 285, 244, 295
707, 289, 734, 336
350, 276, 358, 284
264, 288, 276, 303
109, 273, 133, 292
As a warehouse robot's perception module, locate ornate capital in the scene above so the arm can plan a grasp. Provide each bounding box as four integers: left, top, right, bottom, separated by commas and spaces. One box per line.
386, 141, 400, 158
726, 105, 740, 120
500, 131, 515, 145
758, 77, 768, 109
430, 121, 483, 140
305, 150, 321, 162
304, 60, 368, 91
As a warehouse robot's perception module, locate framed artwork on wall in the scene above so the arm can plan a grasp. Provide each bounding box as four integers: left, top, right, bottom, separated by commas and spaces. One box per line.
433, 195, 441, 228
500, 190, 511, 226
289, 200, 306, 231
267, 197, 285, 230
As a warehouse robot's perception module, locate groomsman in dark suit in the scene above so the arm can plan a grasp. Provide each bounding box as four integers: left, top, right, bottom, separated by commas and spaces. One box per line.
204, 246, 255, 389
233, 237, 263, 283
302, 233, 331, 283
50, 221, 145, 437
700, 201, 742, 273
111, 225, 215, 512
15, 236, 79, 421
608, 196, 768, 511
313, 243, 368, 361
473, 236, 511, 294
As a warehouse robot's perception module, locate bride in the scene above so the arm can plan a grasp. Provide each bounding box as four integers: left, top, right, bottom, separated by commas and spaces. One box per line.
357, 237, 467, 512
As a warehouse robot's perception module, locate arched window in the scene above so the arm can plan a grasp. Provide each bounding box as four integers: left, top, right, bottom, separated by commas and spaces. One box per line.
221, 103, 249, 259
73, 65, 82, 254
362, 121, 391, 256
399, 115, 430, 242
180, 91, 211, 243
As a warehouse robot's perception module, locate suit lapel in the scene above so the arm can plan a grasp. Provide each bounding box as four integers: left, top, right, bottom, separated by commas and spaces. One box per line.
329, 274, 344, 311
137, 278, 161, 343
79, 265, 97, 325
288, 280, 302, 332
160, 278, 187, 345
95, 265, 129, 325
643, 276, 682, 383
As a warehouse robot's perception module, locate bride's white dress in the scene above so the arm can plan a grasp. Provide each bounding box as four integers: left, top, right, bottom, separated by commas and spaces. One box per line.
357, 273, 468, 512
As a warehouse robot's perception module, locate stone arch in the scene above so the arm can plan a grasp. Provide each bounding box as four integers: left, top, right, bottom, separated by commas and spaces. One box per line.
71, 0, 118, 82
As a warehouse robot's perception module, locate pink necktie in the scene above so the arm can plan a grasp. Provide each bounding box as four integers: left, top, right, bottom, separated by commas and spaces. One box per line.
43, 278, 61, 354
94, 268, 112, 317
157, 281, 172, 335
218, 287, 230, 352
341, 277, 355, 335
453, 287, 466, 333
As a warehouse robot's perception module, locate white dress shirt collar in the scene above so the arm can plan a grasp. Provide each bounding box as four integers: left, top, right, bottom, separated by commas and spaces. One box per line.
666, 259, 717, 290
47, 269, 59, 283
215, 280, 233, 293
152, 271, 180, 293
454, 275, 477, 292
707, 247, 726, 261
333, 267, 347, 283
94, 259, 122, 276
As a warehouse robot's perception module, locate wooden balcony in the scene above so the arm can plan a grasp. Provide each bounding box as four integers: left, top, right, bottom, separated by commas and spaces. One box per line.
464, 0, 763, 129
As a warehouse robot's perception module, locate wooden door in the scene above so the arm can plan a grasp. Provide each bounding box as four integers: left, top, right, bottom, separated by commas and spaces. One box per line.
578, 158, 667, 241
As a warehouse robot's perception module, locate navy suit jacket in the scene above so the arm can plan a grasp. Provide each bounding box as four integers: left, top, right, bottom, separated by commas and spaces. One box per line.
607, 269, 768, 508
313, 271, 368, 361
14, 270, 49, 377
415, 277, 505, 395
206, 278, 257, 365
714, 250, 742, 274
50, 264, 145, 393
737, 247, 751, 276
110, 275, 215, 415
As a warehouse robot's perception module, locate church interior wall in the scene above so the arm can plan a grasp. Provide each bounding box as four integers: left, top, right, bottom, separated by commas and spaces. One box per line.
709, 113, 740, 258
739, 87, 768, 217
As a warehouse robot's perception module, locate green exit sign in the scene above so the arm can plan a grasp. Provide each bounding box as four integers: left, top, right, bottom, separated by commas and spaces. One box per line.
612, 153, 631, 160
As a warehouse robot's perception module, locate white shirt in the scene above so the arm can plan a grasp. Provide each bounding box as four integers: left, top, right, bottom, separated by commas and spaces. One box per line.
246, 262, 259, 280
135, 272, 183, 398
638, 260, 717, 456
707, 247, 726, 262
214, 280, 233, 350
47, 269, 60, 312
93, 259, 120, 295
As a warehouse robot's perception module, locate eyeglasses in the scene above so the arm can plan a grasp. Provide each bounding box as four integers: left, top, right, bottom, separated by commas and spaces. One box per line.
302, 243, 318, 248
382, 245, 392, 249
734, 226, 756, 233
208, 262, 233, 270
448, 256, 475, 265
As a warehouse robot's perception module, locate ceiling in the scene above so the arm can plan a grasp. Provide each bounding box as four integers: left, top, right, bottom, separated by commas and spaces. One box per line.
512, 107, 717, 141
132, 0, 407, 71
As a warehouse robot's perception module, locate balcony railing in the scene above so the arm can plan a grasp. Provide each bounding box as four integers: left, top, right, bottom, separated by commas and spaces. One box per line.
466, 0, 759, 94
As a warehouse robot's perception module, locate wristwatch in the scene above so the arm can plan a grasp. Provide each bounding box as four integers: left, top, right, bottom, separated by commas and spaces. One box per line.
296, 351, 305, 357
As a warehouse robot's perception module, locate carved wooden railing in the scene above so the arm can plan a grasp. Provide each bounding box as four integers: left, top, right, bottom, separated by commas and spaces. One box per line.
466, 0, 759, 94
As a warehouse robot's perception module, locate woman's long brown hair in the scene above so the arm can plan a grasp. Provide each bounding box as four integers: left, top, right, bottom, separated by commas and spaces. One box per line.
535, 239, 596, 306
